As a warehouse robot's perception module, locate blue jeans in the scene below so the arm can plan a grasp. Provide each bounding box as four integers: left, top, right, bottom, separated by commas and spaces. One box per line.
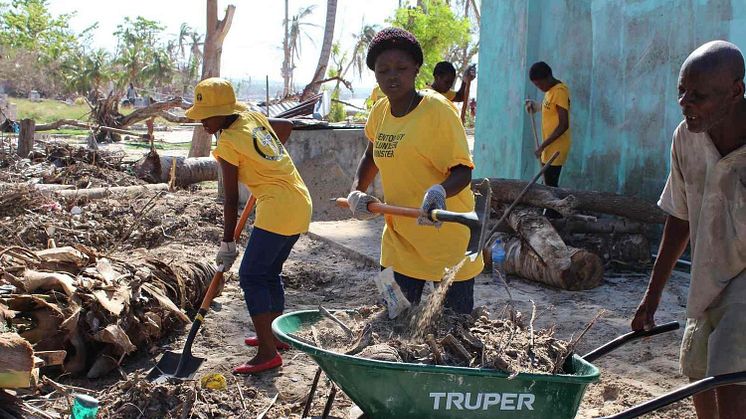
238, 227, 299, 316
390, 270, 475, 314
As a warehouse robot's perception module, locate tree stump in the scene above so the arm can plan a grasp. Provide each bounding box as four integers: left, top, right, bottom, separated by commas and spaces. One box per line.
16, 119, 35, 158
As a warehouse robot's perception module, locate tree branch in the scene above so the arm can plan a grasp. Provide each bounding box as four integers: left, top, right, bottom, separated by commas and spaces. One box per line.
214, 5, 236, 44
119, 97, 191, 127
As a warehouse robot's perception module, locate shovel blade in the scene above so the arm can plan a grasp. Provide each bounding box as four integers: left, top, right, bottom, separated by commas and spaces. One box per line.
146, 350, 206, 382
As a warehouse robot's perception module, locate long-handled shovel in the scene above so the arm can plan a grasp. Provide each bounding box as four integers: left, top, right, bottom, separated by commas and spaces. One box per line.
147, 195, 257, 382
335, 179, 492, 261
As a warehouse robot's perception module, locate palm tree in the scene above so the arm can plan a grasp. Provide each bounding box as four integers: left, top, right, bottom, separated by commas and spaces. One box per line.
286, 5, 318, 94
341, 24, 378, 81
142, 48, 175, 89
301, 0, 337, 100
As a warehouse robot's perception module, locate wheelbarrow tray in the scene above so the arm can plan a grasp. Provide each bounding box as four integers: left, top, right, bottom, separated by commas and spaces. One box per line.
273, 310, 600, 419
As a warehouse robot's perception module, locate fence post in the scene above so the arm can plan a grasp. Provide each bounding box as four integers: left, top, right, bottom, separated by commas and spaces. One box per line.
16, 118, 35, 158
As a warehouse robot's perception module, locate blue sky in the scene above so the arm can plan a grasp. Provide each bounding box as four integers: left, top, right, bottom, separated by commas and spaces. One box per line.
48, 0, 401, 90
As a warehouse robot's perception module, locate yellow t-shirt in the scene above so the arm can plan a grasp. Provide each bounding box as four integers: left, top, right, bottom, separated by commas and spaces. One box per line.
367, 85, 384, 108
365, 91, 484, 281
212, 111, 312, 236
540, 82, 572, 165
425, 86, 457, 102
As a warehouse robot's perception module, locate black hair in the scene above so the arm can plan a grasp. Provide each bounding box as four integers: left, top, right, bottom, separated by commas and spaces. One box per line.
529, 61, 553, 80
366, 27, 424, 70
433, 61, 456, 77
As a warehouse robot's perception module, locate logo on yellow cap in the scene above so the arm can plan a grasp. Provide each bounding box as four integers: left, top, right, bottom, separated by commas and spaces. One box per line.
196, 93, 203, 102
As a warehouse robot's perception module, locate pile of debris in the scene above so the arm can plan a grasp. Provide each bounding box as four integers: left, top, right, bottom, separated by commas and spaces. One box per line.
97, 375, 284, 419
297, 305, 586, 376
0, 244, 216, 380
0, 141, 142, 187
0, 183, 224, 250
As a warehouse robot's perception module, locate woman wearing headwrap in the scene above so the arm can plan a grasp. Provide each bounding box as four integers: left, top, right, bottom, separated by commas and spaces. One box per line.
347, 27, 483, 313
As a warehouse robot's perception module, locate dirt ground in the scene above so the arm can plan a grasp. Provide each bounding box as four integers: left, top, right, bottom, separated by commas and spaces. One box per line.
2, 135, 696, 418
83, 233, 693, 418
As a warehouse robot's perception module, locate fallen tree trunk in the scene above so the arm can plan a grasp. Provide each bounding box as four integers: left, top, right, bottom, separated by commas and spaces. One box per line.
562, 233, 651, 266
484, 178, 666, 224
133, 151, 218, 186
503, 237, 604, 290
36, 183, 169, 199
0, 332, 34, 388
505, 208, 604, 290
550, 217, 645, 234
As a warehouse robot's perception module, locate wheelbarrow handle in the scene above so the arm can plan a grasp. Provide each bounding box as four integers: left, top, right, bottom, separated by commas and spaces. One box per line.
599, 371, 746, 419
582, 321, 680, 363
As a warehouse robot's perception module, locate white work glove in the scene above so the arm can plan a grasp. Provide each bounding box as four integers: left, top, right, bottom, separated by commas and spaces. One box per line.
215, 241, 238, 272
525, 99, 539, 114
418, 184, 446, 227
347, 190, 381, 220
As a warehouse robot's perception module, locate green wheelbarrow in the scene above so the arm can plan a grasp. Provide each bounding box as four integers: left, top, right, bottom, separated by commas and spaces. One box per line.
273, 310, 746, 419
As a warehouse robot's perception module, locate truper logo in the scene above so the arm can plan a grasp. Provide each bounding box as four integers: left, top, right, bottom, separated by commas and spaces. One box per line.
429, 392, 535, 411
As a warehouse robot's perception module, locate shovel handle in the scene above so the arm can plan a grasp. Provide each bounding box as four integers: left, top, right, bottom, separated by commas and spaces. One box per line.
335, 198, 422, 218
199, 195, 257, 313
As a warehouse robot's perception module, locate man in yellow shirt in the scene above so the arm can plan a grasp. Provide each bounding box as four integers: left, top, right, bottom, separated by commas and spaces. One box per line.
429, 61, 476, 103
525, 61, 571, 190
185, 78, 312, 375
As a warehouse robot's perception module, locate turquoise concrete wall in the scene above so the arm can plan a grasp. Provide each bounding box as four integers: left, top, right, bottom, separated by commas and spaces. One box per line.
474, 0, 746, 200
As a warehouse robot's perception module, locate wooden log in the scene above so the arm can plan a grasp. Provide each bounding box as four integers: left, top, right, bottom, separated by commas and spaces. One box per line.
133, 151, 218, 186
503, 237, 604, 290
562, 233, 651, 266
16, 119, 35, 158
505, 209, 604, 290
35, 183, 169, 199
483, 178, 666, 224
550, 217, 645, 234
508, 208, 572, 272
0, 332, 33, 388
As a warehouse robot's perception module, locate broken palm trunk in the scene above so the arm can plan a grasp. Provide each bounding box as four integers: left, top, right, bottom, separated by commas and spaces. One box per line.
486, 178, 666, 224
134, 150, 217, 186
0, 245, 217, 379
504, 209, 604, 290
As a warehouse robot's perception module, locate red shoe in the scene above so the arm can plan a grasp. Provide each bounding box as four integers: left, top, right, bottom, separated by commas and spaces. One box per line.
232, 354, 283, 374
244, 336, 291, 351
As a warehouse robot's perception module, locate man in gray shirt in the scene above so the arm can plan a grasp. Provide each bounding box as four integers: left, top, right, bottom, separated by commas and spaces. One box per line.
632, 40, 746, 419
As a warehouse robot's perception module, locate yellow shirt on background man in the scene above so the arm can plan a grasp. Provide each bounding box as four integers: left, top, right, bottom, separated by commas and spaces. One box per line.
365, 90, 484, 281
425, 86, 457, 101
368, 85, 384, 108
213, 111, 312, 236
540, 82, 572, 165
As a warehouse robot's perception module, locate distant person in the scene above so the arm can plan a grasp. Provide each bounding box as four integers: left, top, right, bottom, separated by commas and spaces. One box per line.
631, 40, 746, 419
429, 61, 476, 103
525, 61, 571, 190
185, 77, 312, 375
367, 84, 384, 108
126, 83, 137, 105
347, 27, 483, 314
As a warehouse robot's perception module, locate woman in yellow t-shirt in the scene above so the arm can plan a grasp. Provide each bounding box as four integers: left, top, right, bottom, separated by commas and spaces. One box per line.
185, 78, 312, 375
347, 27, 484, 313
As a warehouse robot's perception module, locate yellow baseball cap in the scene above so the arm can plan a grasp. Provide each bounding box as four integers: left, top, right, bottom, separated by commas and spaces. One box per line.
185, 77, 248, 120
